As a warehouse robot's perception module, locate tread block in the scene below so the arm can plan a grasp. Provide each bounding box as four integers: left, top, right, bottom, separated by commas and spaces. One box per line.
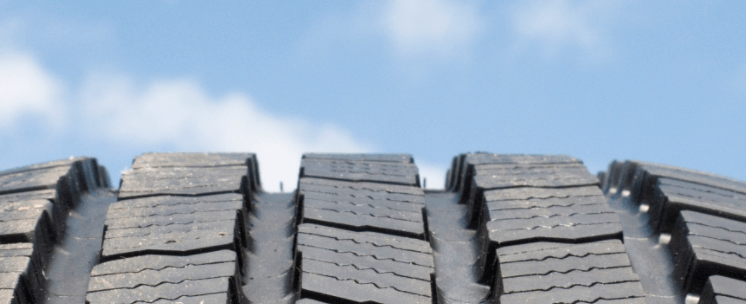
670, 211, 746, 293
296, 223, 435, 304
87, 250, 244, 304
0, 161, 76, 195
481, 187, 623, 247
0, 200, 54, 245
131, 152, 261, 192
303, 153, 414, 163
0, 189, 56, 204
131, 152, 256, 168
495, 241, 645, 304
0, 158, 106, 303
467, 163, 598, 207
701, 276, 746, 304
0, 243, 39, 304
118, 166, 248, 199
449, 153, 580, 192
301, 159, 420, 187
465, 162, 600, 227
472, 163, 598, 190
299, 178, 426, 239
631, 162, 746, 200
0, 158, 102, 209
649, 177, 746, 232
101, 194, 246, 261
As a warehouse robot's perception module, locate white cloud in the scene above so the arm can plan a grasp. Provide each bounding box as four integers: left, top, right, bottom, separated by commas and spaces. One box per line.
79, 74, 373, 192
304, 0, 483, 62
382, 0, 483, 59
512, 0, 617, 59
0, 52, 64, 130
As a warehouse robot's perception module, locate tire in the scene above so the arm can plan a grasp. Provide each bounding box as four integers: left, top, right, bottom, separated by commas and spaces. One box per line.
0, 152, 744, 303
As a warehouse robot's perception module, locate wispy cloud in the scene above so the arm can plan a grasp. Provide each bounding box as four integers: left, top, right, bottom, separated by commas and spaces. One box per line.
302, 0, 483, 63
78, 74, 372, 191
0, 51, 64, 130
511, 0, 618, 60
381, 0, 483, 59
0, 47, 373, 191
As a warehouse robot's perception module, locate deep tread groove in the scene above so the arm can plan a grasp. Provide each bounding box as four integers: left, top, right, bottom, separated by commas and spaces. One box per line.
0, 157, 110, 304
436, 153, 645, 304
603, 159, 746, 303
87, 153, 257, 304
3, 151, 745, 303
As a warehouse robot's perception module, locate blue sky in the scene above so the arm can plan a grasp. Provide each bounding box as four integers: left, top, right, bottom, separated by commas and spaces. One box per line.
1, 1, 744, 191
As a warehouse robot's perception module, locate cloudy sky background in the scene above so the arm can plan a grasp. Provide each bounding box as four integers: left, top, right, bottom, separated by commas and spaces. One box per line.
1, 1, 744, 191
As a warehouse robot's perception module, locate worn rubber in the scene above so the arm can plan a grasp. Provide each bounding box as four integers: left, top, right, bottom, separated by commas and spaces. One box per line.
1, 152, 746, 303
0, 157, 109, 304
603, 160, 746, 303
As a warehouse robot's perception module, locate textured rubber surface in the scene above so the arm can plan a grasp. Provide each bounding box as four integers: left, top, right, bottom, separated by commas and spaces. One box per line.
294, 153, 434, 303
0, 157, 108, 304
700, 276, 746, 304
441, 153, 644, 304
2, 152, 746, 303
87, 250, 241, 304
603, 159, 746, 303
496, 241, 645, 304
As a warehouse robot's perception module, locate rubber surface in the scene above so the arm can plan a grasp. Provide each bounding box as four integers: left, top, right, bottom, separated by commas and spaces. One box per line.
1, 153, 746, 303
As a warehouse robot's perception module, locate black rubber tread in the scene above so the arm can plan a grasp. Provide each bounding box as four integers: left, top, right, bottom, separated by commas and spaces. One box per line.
603, 160, 746, 232
470, 161, 624, 287
0, 189, 57, 204
479, 186, 624, 248
426, 192, 492, 304
82, 153, 256, 304
0, 158, 82, 194
700, 276, 746, 304
601, 159, 746, 302
0, 199, 54, 249
0, 157, 106, 304
295, 223, 435, 304
118, 166, 248, 199
447, 153, 580, 192
0, 200, 54, 302
6, 152, 746, 303
669, 210, 746, 293
0, 244, 36, 304
303, 153, 414, 163
86, 250, 246, 304
100, 194, 247, 261
131, 152, 256, 168
241, 193, 296, 304
494, 241, 645, 304
465, 162, 600, 226
440, 153, 643, 304
130, 153, 261, 192
42, 188, 117, 304
293, 153, 435, 303
651, 178, 746, 233
298, 177, 427, 239
300, 159, 421, 187
1, 158, 103, 234
625, 161, 746, 199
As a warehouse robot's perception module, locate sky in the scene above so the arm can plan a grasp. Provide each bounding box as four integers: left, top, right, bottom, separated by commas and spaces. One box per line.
1, 1, 745, 192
